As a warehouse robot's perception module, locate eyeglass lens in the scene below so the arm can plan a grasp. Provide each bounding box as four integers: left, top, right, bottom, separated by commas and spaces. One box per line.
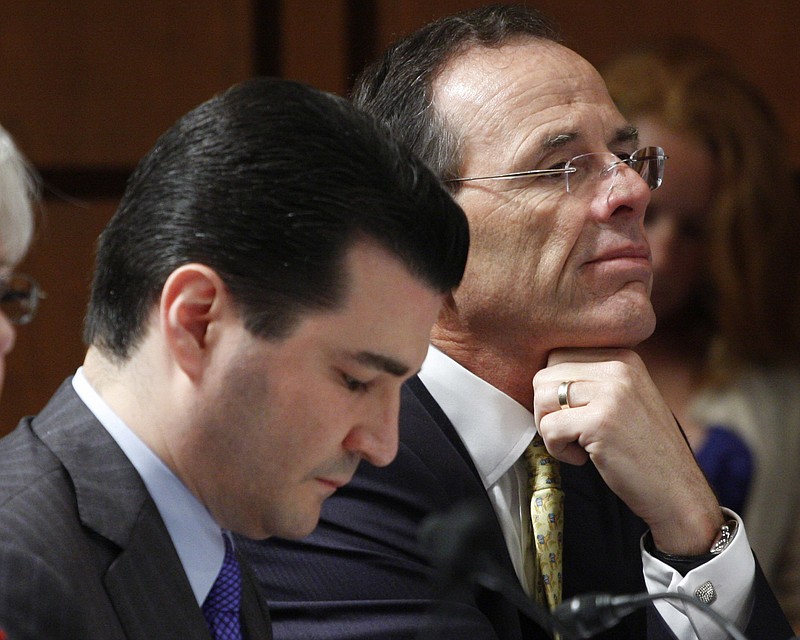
565, 147, 665, 196
0, 274, 40, 325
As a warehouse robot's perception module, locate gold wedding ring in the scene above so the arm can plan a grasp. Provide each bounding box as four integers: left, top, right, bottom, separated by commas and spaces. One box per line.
557, 380, 574, 410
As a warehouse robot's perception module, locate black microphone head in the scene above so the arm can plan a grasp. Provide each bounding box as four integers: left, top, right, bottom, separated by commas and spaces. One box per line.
552, 592, 654, 638
418, 498, 563, 637
417, 498, 497, 583
552, 593, 617, 638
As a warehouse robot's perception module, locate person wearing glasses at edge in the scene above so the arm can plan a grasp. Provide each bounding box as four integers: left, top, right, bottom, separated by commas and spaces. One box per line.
240, 5, 793, 640
0, 125, 41, 397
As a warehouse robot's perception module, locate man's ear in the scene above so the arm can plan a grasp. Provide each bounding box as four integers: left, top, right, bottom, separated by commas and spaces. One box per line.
159, 264, 229, 380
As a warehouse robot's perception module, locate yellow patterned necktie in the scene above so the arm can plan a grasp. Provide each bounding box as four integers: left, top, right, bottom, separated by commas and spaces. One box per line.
523, 434, 564, 611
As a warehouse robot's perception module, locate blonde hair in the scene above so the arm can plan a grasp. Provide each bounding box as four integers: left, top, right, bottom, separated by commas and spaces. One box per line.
604, 41, 800, 372
0, 125, 36, 266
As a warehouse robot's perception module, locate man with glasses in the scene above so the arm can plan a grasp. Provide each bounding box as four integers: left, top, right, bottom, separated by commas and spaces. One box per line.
242, 5, 792, 640
0, 273, 42, 327
0, 125, 41, 398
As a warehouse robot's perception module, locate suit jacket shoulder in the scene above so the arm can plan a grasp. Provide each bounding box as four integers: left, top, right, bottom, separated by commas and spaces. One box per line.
0, 380, 271, 640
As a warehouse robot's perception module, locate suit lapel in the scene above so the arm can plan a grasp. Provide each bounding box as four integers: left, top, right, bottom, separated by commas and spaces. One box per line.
404, 378, 516, 571
403, 377, 530, 639
104, 510, 212, 640
32, 380, 213, 640
239, 557, 273, 640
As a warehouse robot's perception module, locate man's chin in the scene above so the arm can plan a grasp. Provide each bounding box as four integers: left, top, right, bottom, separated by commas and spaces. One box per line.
627, 298, 655, 333
620, 308, 656, 346
274, 507, 323, 540
581, 296, 655, 347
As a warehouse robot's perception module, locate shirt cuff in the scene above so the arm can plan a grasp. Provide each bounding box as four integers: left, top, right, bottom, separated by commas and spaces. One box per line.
640, 509, 754, 639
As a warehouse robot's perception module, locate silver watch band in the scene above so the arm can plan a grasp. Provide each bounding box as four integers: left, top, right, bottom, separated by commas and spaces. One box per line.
709, 519, 738, 555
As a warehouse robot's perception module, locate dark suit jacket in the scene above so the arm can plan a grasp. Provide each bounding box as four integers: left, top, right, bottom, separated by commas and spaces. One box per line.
0, 379, 272, 640
241, 376, 792, 639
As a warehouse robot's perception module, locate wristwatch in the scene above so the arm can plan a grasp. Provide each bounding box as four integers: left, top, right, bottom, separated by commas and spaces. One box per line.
709, 519, 738, 555
645, 518, 739, 575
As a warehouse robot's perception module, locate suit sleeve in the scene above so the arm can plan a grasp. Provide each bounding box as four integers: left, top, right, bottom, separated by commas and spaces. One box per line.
0, 539, 93, 640
642, 512, 793, 638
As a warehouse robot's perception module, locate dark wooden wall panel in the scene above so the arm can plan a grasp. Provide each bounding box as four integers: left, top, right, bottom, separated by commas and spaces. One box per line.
1, 0, 799, 434
0, 199, 115, 431
0, 2, 257, 434
0, 2, 255, 168
281, 1, 350, 95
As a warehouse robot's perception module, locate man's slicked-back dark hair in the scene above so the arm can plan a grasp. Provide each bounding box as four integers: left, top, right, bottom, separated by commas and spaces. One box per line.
351, 4, 560, 185
84, 77, 469, 361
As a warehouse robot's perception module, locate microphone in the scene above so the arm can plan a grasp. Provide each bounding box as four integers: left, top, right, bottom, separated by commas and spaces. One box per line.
417, 498, 566, 637
552, 592, 649, 636
419, 498, 750, 640
417, 497, 500, 583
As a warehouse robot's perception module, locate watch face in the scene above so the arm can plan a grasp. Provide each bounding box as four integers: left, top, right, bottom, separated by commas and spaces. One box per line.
709, 520, 737, 555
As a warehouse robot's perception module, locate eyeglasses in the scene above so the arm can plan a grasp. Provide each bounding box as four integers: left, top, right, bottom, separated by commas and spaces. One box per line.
0, 273, 43, 325
445, 146, 668, 196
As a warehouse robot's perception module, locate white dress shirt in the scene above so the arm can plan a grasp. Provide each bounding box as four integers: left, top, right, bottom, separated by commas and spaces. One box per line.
419, 345, 755, 639
72, 367, 225, 605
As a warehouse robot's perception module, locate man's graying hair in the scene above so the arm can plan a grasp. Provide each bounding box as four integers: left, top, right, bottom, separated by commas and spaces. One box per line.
351, 4, 560, 186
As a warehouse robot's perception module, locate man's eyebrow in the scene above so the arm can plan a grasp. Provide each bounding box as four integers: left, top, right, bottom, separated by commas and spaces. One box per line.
614, 125, 639, 146
351, 351, 411, 377
542, 132, 578, 150
539, 125, 639, 151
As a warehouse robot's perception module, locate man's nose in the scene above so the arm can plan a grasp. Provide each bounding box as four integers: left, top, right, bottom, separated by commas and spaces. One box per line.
603, 163, 652, 217
342, 392, 401, 467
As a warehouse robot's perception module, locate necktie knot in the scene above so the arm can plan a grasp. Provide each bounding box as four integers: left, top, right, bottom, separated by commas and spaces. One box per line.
202, 535, 243, 639
523, 434, 562, 492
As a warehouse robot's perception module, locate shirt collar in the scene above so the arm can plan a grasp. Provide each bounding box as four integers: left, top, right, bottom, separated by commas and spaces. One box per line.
418, 345, 537, 487
71, 367, 224, 605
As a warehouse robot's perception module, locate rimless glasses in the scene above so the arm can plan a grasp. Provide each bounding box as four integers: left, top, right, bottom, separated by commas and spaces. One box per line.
445, 146, 668, 197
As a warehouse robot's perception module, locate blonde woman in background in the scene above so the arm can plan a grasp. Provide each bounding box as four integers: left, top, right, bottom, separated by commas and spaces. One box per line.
604, 41, 800, 628
0, 125, 41, 396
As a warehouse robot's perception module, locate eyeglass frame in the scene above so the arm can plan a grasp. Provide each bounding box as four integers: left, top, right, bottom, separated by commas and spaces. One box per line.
444, 146, 668, 193
0, 272, 44, 325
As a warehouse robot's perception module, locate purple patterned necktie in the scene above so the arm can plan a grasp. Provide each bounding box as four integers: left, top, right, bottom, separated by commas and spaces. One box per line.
202, 534, 243, 640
